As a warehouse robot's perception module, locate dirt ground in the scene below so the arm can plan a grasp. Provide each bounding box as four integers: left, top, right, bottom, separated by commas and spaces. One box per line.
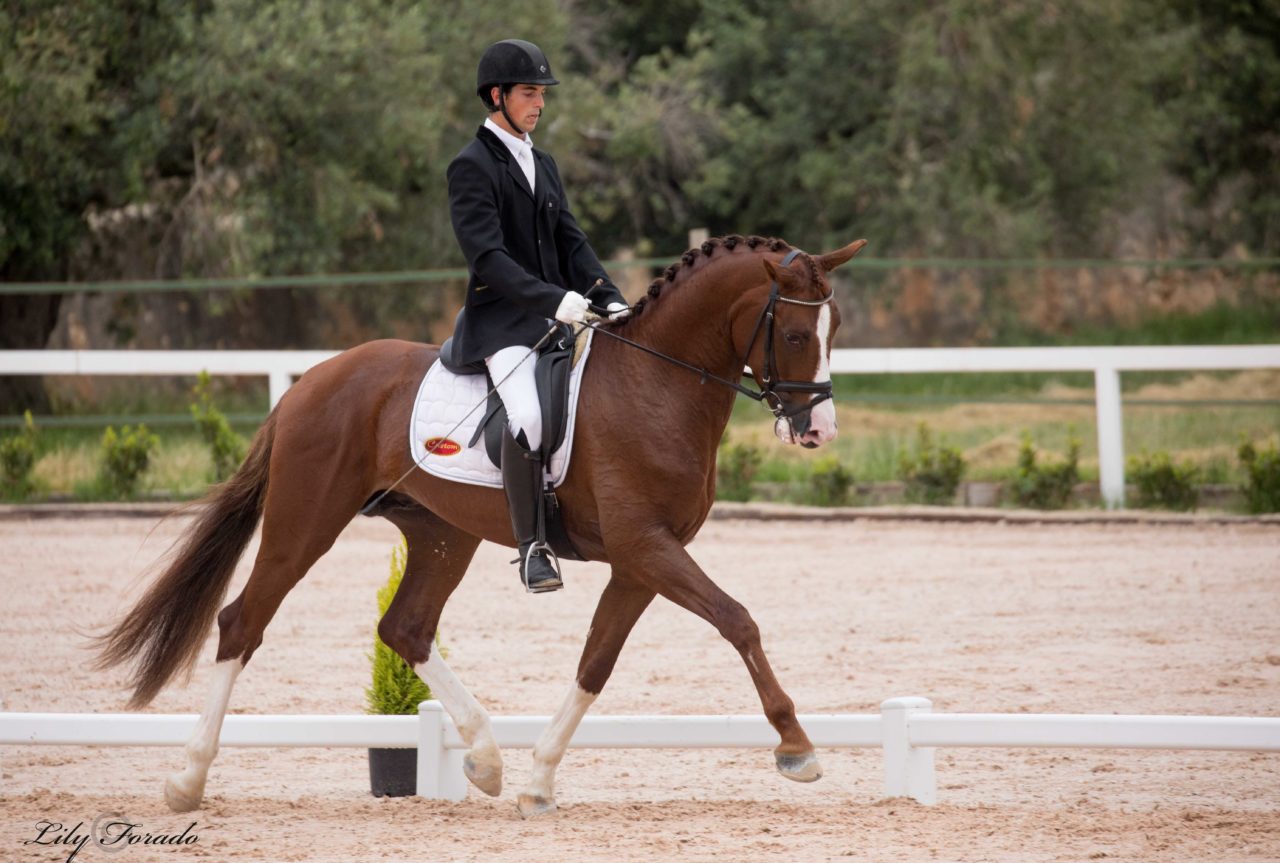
1, 513, 1278, 862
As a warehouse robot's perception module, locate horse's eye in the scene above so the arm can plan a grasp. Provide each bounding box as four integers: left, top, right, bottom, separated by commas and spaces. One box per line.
784, 332, 803, 347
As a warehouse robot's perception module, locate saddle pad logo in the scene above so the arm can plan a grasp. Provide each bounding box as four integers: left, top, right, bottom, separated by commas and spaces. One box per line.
423, 437, 462, 456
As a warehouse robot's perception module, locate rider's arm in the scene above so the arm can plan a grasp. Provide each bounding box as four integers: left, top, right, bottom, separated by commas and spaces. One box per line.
543, 155, 627, 309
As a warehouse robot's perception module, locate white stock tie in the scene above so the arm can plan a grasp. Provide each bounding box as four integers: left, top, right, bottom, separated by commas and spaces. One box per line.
517, 146, 535, 194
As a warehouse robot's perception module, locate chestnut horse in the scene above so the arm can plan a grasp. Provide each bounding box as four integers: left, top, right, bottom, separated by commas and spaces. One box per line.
95, 234, 866, 817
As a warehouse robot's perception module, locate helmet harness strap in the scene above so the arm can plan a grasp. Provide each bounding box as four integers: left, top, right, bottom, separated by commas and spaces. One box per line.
497, 86, 529, 138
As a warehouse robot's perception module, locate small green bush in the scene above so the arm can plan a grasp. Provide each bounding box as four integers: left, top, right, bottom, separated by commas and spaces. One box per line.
98, 424, 159, 499
717, 440, 763, 502
190, 371, 247, 482
1, 411, 39, 499
898, 423, 965, 505
1238, 439, 1280, 514
804, 456, 855, 507
1011, 431, 1080, 509
1129, 450, 1199, 511
366, 538, 435, 715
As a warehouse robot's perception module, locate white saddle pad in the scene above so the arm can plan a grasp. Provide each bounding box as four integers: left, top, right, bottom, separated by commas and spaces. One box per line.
409, 330, 593, 489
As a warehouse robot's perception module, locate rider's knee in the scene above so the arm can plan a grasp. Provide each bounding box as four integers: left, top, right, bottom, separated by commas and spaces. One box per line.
508, 409, 543, 451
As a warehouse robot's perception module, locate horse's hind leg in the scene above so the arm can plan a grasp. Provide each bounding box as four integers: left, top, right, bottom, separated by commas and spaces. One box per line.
518, 575, 655, 818
165, 460, 368, 812
374, 509, 500, 795
163, 656, 241, 811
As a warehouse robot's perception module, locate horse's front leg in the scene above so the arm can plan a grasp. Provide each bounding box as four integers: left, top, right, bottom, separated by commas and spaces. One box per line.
622, 528, 822, 782
518, 575, 654, 818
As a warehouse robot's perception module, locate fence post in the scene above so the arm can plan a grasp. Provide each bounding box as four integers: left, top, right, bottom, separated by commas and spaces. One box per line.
1094, 366, 1125, 509
416, 701, 466, 801
268, 370, 293, 408
880, 697, 936, 805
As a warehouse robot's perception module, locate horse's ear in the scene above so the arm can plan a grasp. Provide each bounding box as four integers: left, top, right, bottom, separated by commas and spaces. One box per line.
817, 239, 868, 273
761, 258, 801, 285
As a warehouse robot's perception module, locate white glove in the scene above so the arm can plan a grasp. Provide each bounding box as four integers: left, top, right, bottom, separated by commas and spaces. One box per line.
554, 290, 590, 324
606, 301, 631, 321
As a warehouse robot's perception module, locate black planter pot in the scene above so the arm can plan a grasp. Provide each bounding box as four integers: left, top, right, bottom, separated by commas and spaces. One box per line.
368, 747, 417, 797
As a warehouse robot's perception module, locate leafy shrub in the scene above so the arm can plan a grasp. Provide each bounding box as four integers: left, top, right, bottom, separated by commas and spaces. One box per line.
367, 539, 435, 715
1238, 440, 1280, 514
190, 371, 247, 482
1, 411, 39, 499
897, 423, 965, 505
98, 424, 159, 499
1011, 431, 1080, 509
804, 456, 855, 507
1128, 450, 1199, 511
717, 440, 763, 502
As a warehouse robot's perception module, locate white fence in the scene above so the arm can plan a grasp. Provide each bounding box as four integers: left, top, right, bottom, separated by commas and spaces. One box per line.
3, 344, 1279, 507
3, 698, 1278, 804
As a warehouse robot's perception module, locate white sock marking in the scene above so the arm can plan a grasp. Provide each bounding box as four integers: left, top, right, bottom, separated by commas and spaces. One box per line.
167, 659, 241, 808
415, 650, 494, 749
523, 683, 598, 802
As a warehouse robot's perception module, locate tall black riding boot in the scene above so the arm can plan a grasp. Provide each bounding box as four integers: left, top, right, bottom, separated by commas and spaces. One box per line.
500, 431, 563, 593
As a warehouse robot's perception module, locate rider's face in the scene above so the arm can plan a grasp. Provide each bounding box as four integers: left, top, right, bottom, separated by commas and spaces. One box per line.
491, 84, 546, 135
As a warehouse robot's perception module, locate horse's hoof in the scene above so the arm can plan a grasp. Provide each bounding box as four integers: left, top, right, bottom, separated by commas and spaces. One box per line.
517, 792, 557, 819
163, 774, 204, 812
776, 750, 823, 783
463, 750, 503, 797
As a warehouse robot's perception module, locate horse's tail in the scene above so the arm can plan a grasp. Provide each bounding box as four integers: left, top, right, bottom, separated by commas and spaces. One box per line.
93, 409, 278, 709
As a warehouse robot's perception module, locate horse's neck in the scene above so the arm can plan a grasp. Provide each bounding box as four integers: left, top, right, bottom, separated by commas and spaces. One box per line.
599, 252, 763, 450
623, 253, 761, 376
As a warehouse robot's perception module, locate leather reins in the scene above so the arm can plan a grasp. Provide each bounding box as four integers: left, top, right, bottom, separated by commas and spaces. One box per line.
586, 248, 835, 424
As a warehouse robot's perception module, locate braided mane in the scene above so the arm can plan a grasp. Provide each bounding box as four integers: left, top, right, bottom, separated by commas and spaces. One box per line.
625, 234, 811, 320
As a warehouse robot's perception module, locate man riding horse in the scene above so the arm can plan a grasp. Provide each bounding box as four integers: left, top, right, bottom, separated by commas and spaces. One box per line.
446, 38, 630, 594
94, 35, 868, 819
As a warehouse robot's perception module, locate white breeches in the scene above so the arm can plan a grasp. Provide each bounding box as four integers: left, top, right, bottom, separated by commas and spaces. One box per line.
486, 345, 542, 451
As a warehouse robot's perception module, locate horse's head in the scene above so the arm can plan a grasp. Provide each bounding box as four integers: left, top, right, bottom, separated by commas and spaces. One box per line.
737, 239, 867, 448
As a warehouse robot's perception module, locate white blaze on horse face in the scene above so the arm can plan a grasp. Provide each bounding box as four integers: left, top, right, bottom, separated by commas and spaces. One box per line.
804, 303, 838, 445
775, 303, 838, 446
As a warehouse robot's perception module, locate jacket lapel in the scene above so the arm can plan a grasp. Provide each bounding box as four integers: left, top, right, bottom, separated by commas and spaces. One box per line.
532, 150, 550, 210
507, 155, 534, 200
476, 125, 534, 200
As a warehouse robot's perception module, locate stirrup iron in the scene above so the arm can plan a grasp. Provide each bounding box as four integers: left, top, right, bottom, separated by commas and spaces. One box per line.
518, 541, 563, 594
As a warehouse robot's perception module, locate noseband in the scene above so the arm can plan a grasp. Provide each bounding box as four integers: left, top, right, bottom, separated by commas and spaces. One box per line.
585, 248, 835, 424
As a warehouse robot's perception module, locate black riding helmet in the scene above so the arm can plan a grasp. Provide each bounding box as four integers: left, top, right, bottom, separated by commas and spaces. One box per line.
476, 40, 558, 134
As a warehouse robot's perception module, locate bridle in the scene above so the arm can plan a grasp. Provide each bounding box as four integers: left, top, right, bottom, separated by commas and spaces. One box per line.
586, 248, 835, 425
735, 248, 835, 422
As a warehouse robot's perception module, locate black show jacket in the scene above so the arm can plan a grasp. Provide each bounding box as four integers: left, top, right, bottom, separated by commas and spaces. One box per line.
446, 125, 626, 366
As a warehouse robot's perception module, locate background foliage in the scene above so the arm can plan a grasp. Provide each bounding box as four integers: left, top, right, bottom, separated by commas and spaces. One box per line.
2, 0, 1277, 407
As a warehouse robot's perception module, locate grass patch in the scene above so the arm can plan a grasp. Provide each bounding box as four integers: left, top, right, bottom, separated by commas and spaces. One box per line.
31, 430, 215, 500
725, 369, 1280, 505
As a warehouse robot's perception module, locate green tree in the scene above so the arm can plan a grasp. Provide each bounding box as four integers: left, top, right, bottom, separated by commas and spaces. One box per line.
0, 2, 188, 408
688, 0, 1173, 258
1161, 0, 1280, 255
